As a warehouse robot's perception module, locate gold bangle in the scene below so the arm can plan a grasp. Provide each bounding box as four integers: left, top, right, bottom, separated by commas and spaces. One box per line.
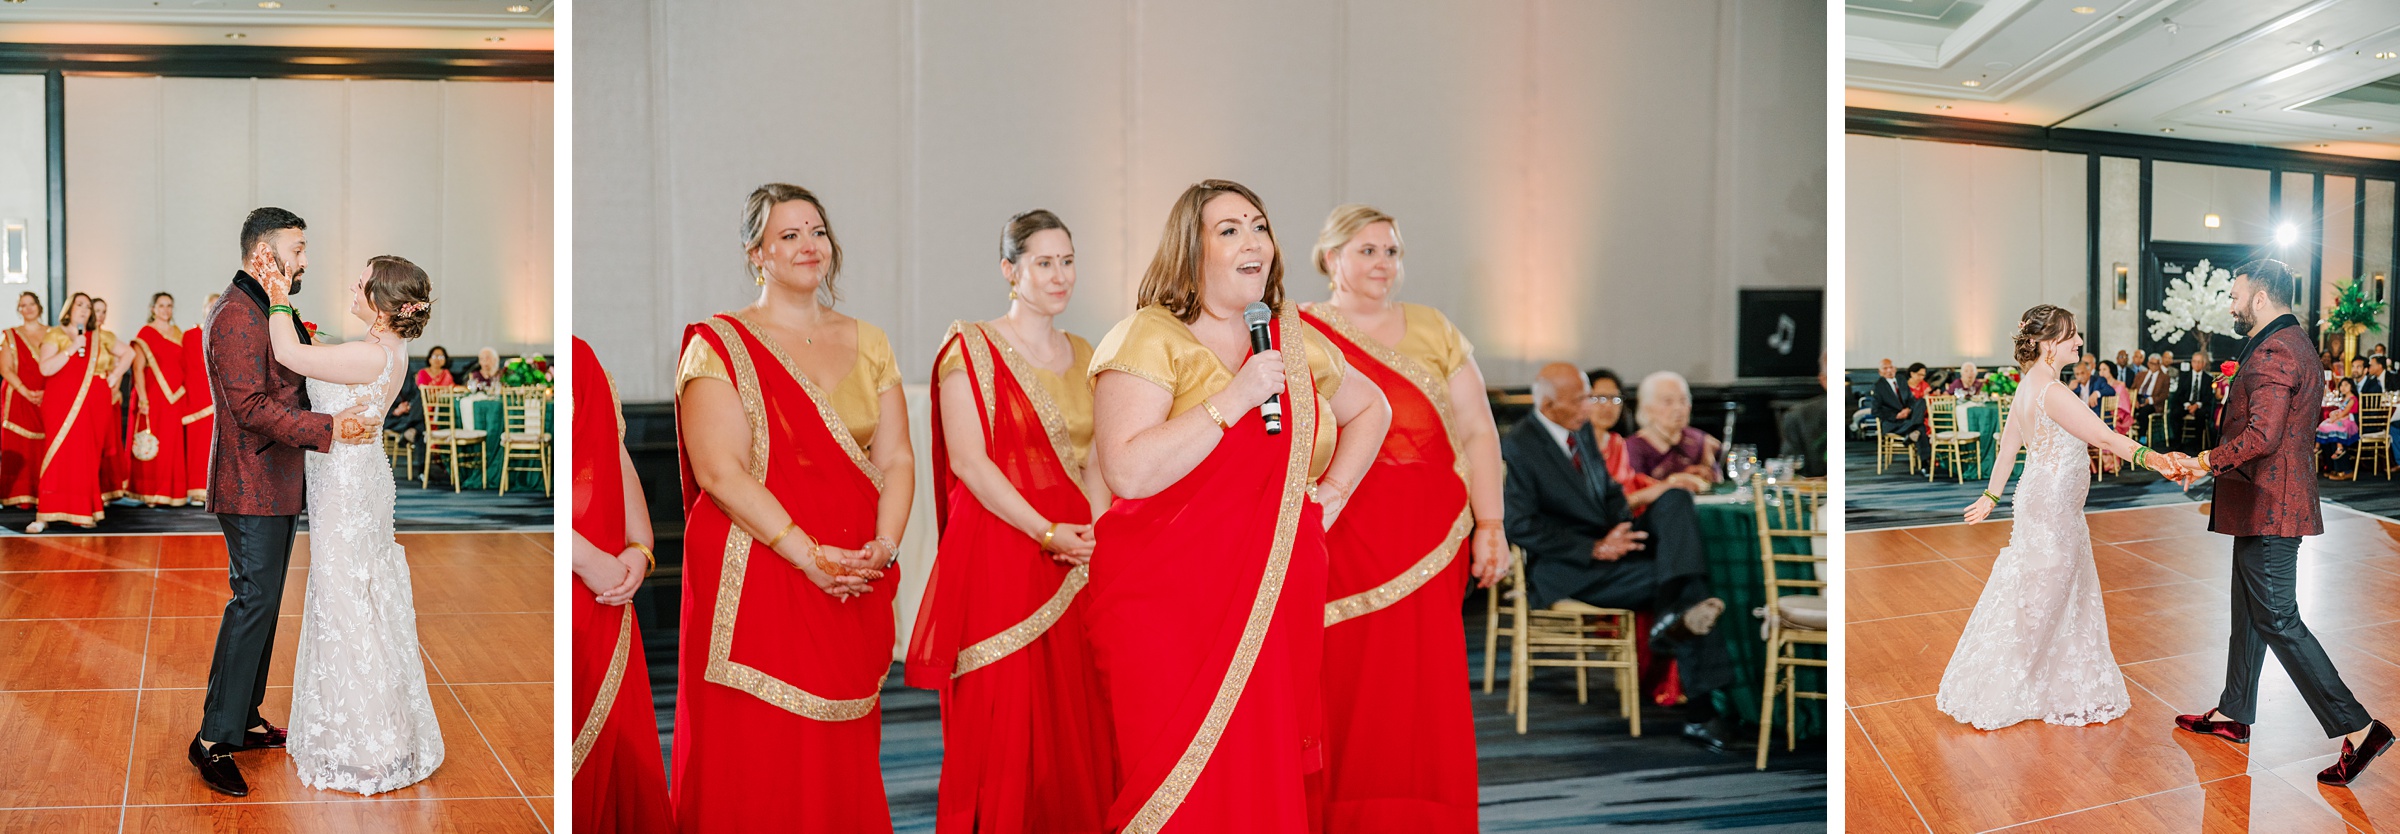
1040, 522, 1059, 552
1201, 399, 1233, 430
626, 541, 657, 577
763, 522, 797, 549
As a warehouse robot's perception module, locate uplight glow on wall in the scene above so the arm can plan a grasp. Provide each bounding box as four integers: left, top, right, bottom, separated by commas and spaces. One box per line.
2, 221, 25, 284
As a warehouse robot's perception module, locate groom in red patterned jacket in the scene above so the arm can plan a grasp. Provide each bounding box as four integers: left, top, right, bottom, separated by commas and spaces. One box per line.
2169, 259, 2390, 787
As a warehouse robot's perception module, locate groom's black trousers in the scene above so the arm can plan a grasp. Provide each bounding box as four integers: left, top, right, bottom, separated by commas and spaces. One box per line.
2217, 535, 2371, 737
200, 514, 300, 745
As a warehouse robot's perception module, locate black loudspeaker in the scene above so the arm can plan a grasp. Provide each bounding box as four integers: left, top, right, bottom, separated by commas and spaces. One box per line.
1738, 288, 1823, 378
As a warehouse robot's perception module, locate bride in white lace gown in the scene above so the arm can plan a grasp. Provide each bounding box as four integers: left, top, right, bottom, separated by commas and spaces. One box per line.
1937, 305, 2187, 731
260, 255, 444, 793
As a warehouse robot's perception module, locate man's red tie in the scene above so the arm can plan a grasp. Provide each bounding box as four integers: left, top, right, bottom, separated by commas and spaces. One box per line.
1570, 441, 1584, 473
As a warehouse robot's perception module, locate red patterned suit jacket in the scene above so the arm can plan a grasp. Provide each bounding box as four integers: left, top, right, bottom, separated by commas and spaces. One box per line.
205, 272, 332, 517
2207, 315, 2324, 538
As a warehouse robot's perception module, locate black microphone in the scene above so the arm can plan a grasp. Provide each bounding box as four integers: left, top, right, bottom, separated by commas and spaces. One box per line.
1242, 301, 1283, 436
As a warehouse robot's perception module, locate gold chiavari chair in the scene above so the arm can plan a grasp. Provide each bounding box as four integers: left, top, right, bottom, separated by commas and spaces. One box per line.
1752, 474, 1827, 769
497, 387, 553, 495
1927, 395, 1981, 484
420, 384, 487, 492
1492, 547, 1642, 736
1876, 419, 1919, 475
2087, 395, 2120, 481
2357, 392, 2392, 481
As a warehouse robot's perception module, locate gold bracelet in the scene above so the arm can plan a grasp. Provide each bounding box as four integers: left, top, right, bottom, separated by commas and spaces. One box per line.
1040, 522, 1059, 552
763, 522, 797, 549
1310, 475, 1353, 505
626, 541, 657, 577
1200, 399, 1234, 430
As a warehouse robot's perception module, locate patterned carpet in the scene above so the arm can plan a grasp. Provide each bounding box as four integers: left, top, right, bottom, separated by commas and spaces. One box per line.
0, 482, 555, 534
1842, 439, 2400, 529
632, 586, 1828, 833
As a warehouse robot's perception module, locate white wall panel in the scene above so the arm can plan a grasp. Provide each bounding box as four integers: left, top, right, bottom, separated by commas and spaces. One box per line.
0, 75, 47, 313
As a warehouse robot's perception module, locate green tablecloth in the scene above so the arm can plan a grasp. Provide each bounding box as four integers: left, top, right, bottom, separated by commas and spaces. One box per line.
1695, 498, 1826, 741
452, 396, 553, 490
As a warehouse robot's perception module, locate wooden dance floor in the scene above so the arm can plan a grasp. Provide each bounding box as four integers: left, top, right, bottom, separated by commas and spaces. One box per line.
1846, 503, 2400, 833
0, 532, 553, 832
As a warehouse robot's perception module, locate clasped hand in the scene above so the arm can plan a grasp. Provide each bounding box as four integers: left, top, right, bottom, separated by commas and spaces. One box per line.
2145, 450, 2207, 486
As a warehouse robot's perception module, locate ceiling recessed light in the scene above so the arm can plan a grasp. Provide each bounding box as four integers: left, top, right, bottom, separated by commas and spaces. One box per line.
484, 36, 506, 42
1932, 105, 1953, 110
2379, 51, 2399, 60
2204, 214, 2222, 229
2361, 126, 2374, 131
2160, 128, 2174, 133
2318, 143, 2331, 148
257, 1, 280, 7
2072, 6, 2096, 13
2217, 109, 2232, 114
225, 32, 247, 39
507, 4, 530, 11
1962, 79, 1981, 87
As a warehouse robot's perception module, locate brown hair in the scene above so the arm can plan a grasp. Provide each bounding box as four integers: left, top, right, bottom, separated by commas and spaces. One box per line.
1312, 203, 1400, 276
18, 292, 39, 315
743, 183, 844, 304
363, 255, 434, 340
1136, 179, 1283, 323
1000, 209, 1071, 263
2012, 304, 2076, 366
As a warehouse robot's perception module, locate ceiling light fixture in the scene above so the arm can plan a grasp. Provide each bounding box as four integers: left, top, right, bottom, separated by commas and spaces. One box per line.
2275, 223, 2299, 247
507, 4, 530, 11
484, 36, 506, 42
258, 1, 280, 7
1933, 105, 1953, 110
225, 32, 247, 39
2072, 6, 2096, 13
2204, 214, 2222, 229
2379, 51, 2399, 60
1962, 79, 1981, 87
2159, 128, 2174, 133
2306, 40, 2328, 54
2217, 109, 2232, 114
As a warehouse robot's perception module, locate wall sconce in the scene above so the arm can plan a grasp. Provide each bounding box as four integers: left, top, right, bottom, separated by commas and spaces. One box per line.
2, 221, 25, 285
2202, 213, 2221, 229
2114, 263, 2130, 308
2377, 272, 2388, 302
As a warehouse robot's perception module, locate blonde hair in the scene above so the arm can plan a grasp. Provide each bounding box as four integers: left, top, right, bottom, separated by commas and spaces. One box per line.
742, 183, 844, 304
1136, 180, 1284, 323
1312, 203, 1401, 276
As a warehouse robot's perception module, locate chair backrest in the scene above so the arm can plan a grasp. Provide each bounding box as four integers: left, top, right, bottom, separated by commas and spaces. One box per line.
422, 385, 467, 431
1751, 474, 1828, 618
501, 388, 548, 435
1928, 395, 1957, 433
2363, 394, 2393, 434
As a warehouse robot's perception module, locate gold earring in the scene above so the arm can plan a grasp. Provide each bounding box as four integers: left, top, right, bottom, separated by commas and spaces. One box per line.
754, 265, 768, 286
1009, 283, 1018, 300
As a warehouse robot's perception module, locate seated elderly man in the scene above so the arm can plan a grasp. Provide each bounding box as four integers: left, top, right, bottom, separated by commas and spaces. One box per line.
1627, 370, 1723, 485
1504, 362, 1740, 752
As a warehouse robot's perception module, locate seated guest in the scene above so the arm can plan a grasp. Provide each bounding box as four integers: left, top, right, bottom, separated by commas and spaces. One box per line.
2096, 360, 2133, 434
415, 345, 456, 388
1872, 357, 1929, 463
1585, 369, 1709, 510
464, 347, 504, 390
1905, 362, 1930, 400
1781, 354, 1829, 477
2349, 357, 2369, 387
2073, 357, 2116, 421
1946, 362, 1981, 396
2176, 348, 2220, 450
2127, 349, 2147, 386
2363, 355, 2397, 396
1503, 362, 1739, 753
385, 361, 426, 468
1628, 370, 1722, 485
2320, 377, 2362, 479
2131, 354, 2167, 429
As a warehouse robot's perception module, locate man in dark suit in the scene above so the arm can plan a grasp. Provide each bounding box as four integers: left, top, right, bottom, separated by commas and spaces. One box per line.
2171, 259, 2390, 786
1504, 362, 1737, 752
2361, 354, 2398, 396
2168, 349, 2219, 452
1871, 358, 1927, 464
189, 208, 380, 797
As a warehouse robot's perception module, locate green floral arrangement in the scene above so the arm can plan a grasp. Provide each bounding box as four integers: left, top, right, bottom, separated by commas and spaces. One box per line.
501, 354, 552, 387
2326, 279, 2387, 332
1981, 366, 2021, 396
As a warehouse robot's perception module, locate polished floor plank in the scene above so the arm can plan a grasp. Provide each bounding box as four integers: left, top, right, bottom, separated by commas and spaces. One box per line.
1992, 773, 2353, 834
2096, 581, 2231, 666
2085, 505, 2216, 545
2119, 643, 2400, 774
2111, 533, 2241, 583
124, 686, 522, 806
0, 690, 139, 808
1894, 522, 2016, 561
140, 615, 304, 690
1845, 610, 1972, 708
417, 613, 553, 684
446, 683, 552, 797
0, 807, 122, 833
1848, 560, 1985, 623
1844, 714, 1931, 833
1851, 692, 2223, 833
121, 797, 546, 833
407, 565, 549, 615
0, 570, 153, 620
2263, 754, 2400, 832
0, 618, 147, 691
399, 533, 557, 568
0, 535, 160, 572
1846, 529, 1951, 568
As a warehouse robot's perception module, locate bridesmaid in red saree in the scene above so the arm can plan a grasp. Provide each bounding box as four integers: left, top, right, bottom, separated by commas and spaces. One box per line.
93, 299, 129, 501
1297, 206, 1510, 834
1087, 180, 1390, 834
905, 210, 1115, 834
31, 293, 133, 531
183, 294, 216, 505
129, 293, 192, 506
2, 292, 50, 508
673, 183, 914, 833
569, 336, 675, 834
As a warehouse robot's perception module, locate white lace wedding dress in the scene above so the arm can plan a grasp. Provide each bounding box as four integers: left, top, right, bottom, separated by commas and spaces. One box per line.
1934, 378, 2132, 730
287, 342, 445, 793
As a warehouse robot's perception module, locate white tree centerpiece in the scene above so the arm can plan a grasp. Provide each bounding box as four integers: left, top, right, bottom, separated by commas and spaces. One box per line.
2144, 259, 2238, 351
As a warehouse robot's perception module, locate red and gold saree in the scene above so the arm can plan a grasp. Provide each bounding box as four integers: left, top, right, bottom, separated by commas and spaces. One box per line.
2, 327, 48, 507
128, 324, 191, 505
35, 329, 108, 525
182, 325, 214, 503
569, 336, 675, 834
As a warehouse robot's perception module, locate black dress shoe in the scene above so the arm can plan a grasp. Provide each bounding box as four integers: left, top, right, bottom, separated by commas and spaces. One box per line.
240, 721, 287, 750
188, 737, 249, 797
1649, 599, 1725, 655
2319, 720, 2395, 787
1681, 719, 1746, 755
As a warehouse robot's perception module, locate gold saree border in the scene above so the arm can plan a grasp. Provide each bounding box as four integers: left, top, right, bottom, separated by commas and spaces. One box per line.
133, 333, 186, 404
39, 344, 96, 475
181, 405, 215, 425
1124, 307, 1317, 834
973, 322, 1088, 478
728, 312, 886, 491
953, 563, 1090, 679
1324, 510, 1472, 627
570, 604, 634, 776
697, 317, 884, 722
